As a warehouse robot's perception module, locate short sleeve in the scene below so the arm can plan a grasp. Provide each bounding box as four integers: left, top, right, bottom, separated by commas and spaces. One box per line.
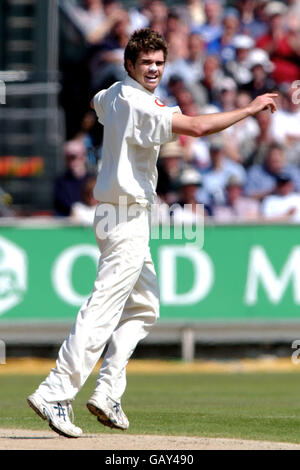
130, 103, 182, 148
93, 89, 107, 125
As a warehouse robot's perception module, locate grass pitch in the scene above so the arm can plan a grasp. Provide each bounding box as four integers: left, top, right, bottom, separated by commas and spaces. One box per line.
1, 370, 300, 444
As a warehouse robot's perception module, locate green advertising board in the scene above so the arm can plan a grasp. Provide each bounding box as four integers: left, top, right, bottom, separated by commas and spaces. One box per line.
0, 223, 300, 323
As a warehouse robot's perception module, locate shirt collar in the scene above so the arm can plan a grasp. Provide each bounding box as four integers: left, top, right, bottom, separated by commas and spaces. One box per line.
124, 74, 154, 96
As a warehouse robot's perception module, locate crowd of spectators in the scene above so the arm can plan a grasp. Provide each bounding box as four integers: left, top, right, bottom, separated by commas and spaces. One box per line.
50, 0, 300, 224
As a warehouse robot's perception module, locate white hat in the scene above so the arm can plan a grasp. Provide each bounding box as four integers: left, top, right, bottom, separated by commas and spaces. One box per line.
218, 76, 237, 91
208, 134, 223, 150
232, 34, 255, 49
159, 141, 183, 158
179, 167, 202, 186
264, 1, 288, 16
246, 48, 274, 73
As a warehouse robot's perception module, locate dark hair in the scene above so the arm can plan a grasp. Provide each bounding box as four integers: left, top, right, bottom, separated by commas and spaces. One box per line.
124, 28, 168, 73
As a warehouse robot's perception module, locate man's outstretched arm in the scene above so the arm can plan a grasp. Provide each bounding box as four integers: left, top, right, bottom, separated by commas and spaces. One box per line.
172, 93, 278, 138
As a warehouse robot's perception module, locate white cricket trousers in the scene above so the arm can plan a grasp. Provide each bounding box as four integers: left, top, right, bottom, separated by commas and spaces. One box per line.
37, 203, 159, 402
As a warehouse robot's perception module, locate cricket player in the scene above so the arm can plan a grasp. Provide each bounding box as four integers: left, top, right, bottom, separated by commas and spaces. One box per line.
27, 28, 277, 438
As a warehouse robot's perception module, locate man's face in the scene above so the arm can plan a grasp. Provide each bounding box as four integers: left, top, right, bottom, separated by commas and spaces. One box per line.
266, 148, 284, 174
127, 50, 165, 93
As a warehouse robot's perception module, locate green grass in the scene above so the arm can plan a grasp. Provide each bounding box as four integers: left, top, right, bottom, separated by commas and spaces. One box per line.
1, 371, 300, 443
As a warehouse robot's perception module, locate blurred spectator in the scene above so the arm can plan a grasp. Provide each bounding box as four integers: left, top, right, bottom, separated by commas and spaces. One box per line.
176, 0, 206, 30
0, 187, 14, 217
198, 135, 247, 207
172, 166, 208, 223
242, 47, 276, 98
189, 54, 224, 107
70, 176, 98, 225
245, 143, 300, 200
261, 173, 300, 221
269, 84, 300, 164
63, 0, 123, 46
156, 141, 184, 204
88, 6, 129, 92
128, 0, 150, 32
216, 76, 237, 111
147, 0, 169, 35
166, 10, 189, 36
54, 140, 93, 216
192, 0, 223, 45
222, 89, 260, 163
237, 0, 268, 38
73, 110, 102, 167
213, 174, 261, 221
256, 1, 300, 84
225, 34, 255, 85
164, 75, 186, 105
183, 33, 206, 84
174, 88, 200, 116
207, 7, 241, 64
241, 0, 269, 38
158, 31, 190, 91
245, 109, 274, 166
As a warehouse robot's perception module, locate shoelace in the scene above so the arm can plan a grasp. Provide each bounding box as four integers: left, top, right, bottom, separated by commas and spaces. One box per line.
113, 402, 121, 415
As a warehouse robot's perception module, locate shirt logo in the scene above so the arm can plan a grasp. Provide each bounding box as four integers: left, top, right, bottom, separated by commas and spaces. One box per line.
155, 98, 166, 107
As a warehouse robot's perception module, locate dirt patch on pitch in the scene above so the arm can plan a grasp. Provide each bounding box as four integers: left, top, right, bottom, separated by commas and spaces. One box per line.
1, 428, 300, 450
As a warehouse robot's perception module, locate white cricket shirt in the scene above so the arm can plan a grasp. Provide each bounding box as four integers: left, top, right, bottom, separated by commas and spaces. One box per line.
93, 75, 181, 206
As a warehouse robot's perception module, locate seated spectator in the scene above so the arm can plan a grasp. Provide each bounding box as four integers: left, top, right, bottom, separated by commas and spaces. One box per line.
256, 1, 300, 85
207, 7, 241, 64
245, 109, 274, 166
173, 88, 201, 116
179, 103, 224, 172
128, 0, 150, 32
73, 110, 102, 168
70, 176, 98, 225
54, 140, 94, 216
261, 173, 300, 222
0, 187, 14, 217
213, 175, 261, 221
215, 76, 237, 111
198, 135, 247, 207
189, 54, 224, 107
245, 143, 300, 201
222, 89, 260, 163
166, 9, 189, 36
269, 84, 300, 165
158, 31, 190, 91
243, 47, 276, 98
236, 0, 266, 38
176, 0, 206, 30
237, 0, 268, 38
147, 0, 169, 35
157, 141, 184, 205
88, 7, 129, 92
172, 166, 208, 223
64, 0, 122, 46
225, 34, 255, 85
192, 0, 223, 45
183, 33, 206, 85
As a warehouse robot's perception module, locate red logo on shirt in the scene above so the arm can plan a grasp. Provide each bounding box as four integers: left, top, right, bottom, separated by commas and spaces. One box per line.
155, 98, 166, 107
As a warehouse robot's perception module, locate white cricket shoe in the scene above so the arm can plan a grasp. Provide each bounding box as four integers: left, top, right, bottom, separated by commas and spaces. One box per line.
87, 392, 129, 430
27, 392, 83, 438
